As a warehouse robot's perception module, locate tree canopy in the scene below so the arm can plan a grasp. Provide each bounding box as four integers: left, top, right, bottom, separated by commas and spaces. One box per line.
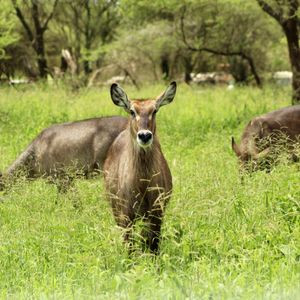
0, 0, 297, 101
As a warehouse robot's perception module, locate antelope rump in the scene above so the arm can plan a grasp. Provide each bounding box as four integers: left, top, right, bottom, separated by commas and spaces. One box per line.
0, 116, 127, 190
232, 105, 300, 171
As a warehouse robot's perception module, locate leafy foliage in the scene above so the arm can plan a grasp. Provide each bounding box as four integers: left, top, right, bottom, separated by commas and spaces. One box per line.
0, 3, 19, 58
0, 0, 289, 85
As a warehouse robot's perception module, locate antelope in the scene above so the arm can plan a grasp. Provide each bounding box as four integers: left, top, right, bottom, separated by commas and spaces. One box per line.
1, 116, 127, 190
232, 105, 300, 171
104, 82, 176, 253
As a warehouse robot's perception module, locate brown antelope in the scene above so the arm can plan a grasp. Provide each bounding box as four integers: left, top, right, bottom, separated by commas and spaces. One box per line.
1, 116, 127, 190
104, 82, 176, 253
232, 105, 300, 171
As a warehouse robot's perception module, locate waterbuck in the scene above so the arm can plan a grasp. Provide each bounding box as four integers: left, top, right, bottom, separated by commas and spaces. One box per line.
1, 116, 127, 190
232, 105, 300, 171
104, 82, 176, 253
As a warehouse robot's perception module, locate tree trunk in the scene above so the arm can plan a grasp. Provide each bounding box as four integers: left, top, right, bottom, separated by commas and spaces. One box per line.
243, 55, 261, 87
257, 0, 300, 104
83, 1, 92, 75
73, 6, 81, 75
83, 28, 92, 74
83, 59, 91, 75
183, 57, 193, 84
35, 31, 48, 78
283, 20, 300, 104
83, 34, 92, 74
160, 55, 169, 80
31, 2, 48, 78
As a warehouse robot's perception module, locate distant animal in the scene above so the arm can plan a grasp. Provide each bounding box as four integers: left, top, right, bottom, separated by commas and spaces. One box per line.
273, 71, 292, 86
104, 82, 176, 253
1, 116, 127, 190
232, 105, 300, 171
190, 72, 234, 85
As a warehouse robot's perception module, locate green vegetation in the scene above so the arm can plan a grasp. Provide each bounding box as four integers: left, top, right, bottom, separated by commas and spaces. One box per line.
0, 1, 290, 85
0, 83, 299, 299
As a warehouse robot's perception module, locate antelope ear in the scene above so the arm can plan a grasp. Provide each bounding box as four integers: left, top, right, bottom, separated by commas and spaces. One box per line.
110, 83, 130, 111
156, 81, 177, 109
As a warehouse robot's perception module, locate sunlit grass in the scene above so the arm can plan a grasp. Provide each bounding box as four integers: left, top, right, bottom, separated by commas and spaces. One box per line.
0, 83, 299, 299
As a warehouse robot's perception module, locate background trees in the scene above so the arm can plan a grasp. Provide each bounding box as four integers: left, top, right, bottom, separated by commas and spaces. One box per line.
0, 0, 296, 102
0, 2, 19, 58
178, 1, 279, 86
53, 0, 119, 75
257, 0, 300, 104
11, 0, 58, 78
0, 2, 19, 78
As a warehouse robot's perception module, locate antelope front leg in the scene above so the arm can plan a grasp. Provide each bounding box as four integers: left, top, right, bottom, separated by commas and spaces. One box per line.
143, 190, 169, 253
115, 212, 135, 253
142, 204, 164, 253
111, 197, 135, 250
147, 212, 163, 253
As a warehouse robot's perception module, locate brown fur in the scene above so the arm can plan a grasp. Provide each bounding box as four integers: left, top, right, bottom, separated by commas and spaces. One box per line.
104, 82, 176, 252
232, 105, 300, 170
1, 116, 127, 187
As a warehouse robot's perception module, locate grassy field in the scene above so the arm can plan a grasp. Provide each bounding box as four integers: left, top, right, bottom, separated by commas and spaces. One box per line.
0, 82, 299, 299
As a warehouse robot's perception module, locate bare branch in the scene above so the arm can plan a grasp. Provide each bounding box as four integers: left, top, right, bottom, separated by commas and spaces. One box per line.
90, 0, 117, 38
180, 5, 244, 57
96, 0, 117, 19
70, 4, 85, 34
42, 0, 59, 31
117, 64, 140, 89
11, 0, 34, 41
132, 45, 159, 80
257, 0, 285, 25
31, 0, 42, 32
179, 6, 196, 51
84, 0, 92, 41
288, 0, 299, 17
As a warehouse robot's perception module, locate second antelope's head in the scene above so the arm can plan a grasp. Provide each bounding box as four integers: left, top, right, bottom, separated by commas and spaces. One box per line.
110, 82, 177, 148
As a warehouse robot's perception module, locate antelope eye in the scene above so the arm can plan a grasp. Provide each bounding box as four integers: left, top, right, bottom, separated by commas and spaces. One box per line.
153, 109, 157, 115
130, 109, 136, 117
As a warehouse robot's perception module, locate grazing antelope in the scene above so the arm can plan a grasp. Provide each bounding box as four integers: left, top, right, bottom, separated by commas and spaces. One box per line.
232, 105, 300, 171
104, 82, 176, 253
1, 116, 127, 190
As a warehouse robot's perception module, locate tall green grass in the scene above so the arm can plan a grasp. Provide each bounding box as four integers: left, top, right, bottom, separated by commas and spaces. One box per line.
0, 83, 299, 299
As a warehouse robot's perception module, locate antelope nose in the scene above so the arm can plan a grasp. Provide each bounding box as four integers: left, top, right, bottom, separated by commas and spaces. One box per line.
138, 131, 152, 143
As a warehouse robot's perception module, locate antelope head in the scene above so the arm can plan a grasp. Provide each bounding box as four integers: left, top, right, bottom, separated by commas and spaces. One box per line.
232, 136, 271, 172
110, 82, 177, 148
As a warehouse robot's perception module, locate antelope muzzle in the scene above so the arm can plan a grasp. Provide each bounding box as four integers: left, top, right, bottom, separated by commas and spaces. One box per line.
137, 130, 153, 147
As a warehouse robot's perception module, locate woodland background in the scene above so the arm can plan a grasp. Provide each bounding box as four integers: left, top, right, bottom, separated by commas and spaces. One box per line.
1, 0, 300, 102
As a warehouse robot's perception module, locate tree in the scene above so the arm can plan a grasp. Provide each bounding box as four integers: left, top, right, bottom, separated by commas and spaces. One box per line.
120, 0, 281, 86
0, 3, 19, 58
257, 0, 300, 104
178, 1, 280, 86
0, 2, 19, 78
53, 0, 119, 76
11, 0, 58, 78
105, 21, 178, 84
0, 0, 286, 84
